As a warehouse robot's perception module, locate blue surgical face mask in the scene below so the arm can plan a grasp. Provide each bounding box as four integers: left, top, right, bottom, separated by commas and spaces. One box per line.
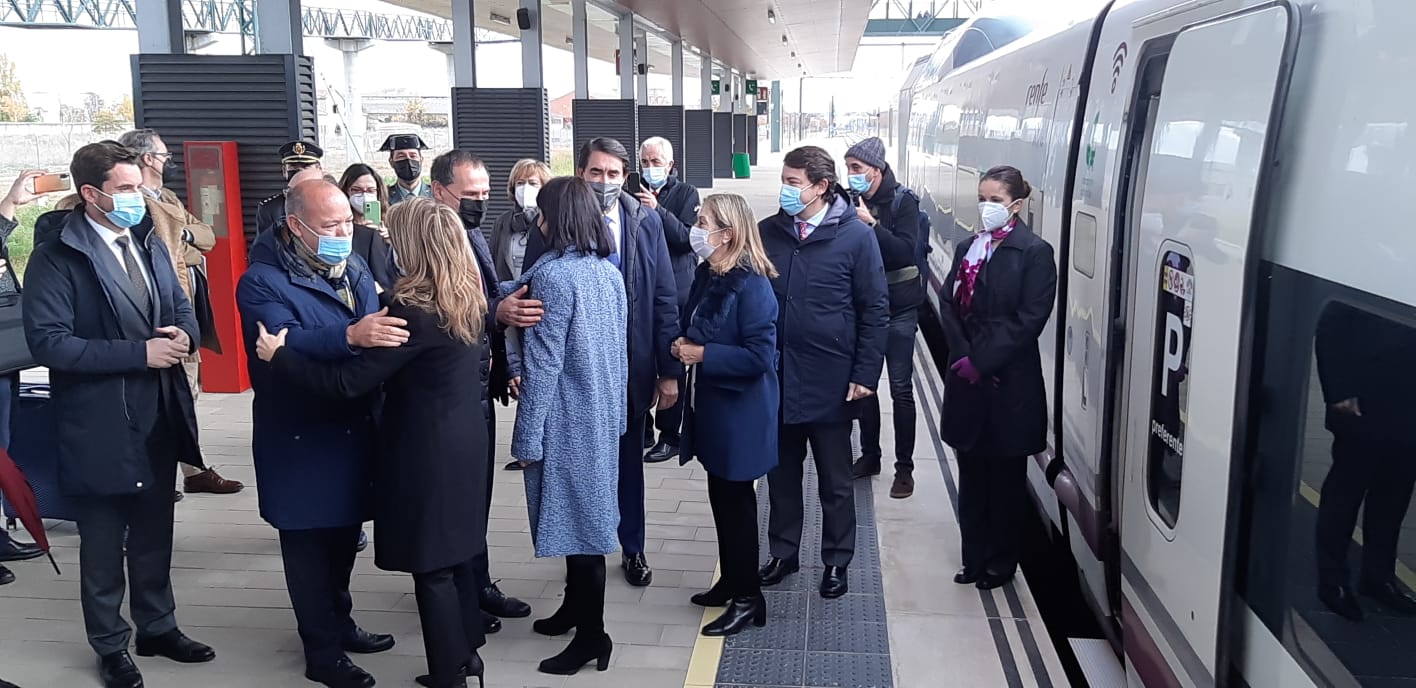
97, 190, 148, 229
296, 217, 353, 265
780, 184, 815, 216
848, 173, 872, 195
642, 166, 668, 189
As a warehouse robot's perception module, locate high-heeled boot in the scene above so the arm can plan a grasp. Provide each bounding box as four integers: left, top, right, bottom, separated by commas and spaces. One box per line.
415, 651, 484, 688
539, 555, 613, 676
702, 594, 767, 636
533, 560, 578, 636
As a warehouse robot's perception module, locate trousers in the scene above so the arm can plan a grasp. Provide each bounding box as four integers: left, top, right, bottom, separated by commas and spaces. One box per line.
858, 307, 919, 471
708, 474, 760, 596
1315, 430, 1416, 588
278, 525, 360, 668
767, 421, 856, 567
956, 452, 1028, 576
412, 556, 487, 684
618, 412, 648, 554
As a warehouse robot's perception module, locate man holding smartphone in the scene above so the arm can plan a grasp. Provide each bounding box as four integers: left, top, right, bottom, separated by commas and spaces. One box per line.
119, 128, 244, 499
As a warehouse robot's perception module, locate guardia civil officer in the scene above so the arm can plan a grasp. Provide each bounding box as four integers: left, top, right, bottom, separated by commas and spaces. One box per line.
256, 140, 324, 236
383, 134, 433, 205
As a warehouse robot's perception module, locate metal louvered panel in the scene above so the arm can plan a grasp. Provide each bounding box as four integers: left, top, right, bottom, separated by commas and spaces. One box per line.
132, 54, 318, 246
733, 114, 748, 155
683, 110, 713, 189
747, 117, 759, 165
636, 105, 683, 175
451, 88, 549, 228
713, 112, 733, 179
571, 99, 637, 168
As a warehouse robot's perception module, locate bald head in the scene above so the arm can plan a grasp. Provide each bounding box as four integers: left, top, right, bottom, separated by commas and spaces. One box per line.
285, 180, 353, 253
287, 166, 324, 192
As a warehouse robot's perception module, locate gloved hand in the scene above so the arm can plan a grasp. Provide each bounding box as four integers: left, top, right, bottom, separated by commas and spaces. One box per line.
951, 356, 981, 385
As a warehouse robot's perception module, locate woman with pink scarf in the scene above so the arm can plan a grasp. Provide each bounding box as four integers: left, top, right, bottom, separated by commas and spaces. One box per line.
938, 165, 1058, 591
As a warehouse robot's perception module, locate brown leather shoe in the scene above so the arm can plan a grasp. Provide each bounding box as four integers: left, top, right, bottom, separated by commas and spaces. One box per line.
184, 468, 244, 494
890, 471, 914, 499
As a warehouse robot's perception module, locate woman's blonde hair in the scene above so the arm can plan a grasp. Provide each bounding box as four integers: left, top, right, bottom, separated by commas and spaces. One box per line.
505, 159, 553, 201
386, 198, 488, 345
699, 194, 778, 278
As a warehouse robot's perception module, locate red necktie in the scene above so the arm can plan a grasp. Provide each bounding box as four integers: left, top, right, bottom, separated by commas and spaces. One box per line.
797, 221, 809, 240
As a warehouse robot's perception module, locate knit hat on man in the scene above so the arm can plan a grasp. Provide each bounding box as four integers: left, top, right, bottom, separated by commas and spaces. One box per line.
845, 137, 888, 171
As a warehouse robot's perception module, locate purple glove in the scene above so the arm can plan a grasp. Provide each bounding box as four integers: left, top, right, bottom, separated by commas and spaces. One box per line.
951, 356, 982, 385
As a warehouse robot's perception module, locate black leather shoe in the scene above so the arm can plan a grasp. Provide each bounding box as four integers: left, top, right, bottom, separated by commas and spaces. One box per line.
644, 440, 679, 464
953, 568, 980, 585
305, 657, 376, 688
0, 535, 43, 562
820, 566, 848, 598
758, 557, 799, 587
538, 633, 613, 675
172, 490, 183, 503
504, 459, 525, 471
355, 530, 368, 553
0, 565, 13, 586
482, 582, 532, 618
98, 650, 143, 688
134, 629, 215, 663
976, 571, 1015, 591
1360, 579, 1416, 615
623, 552, 652, 587
702, 594, 767, 636
342, 626, 395, 654
1319, 584, 1364, 621
690, 582, 732, 607
482, 610, 502, 634
851, 457, 882, 479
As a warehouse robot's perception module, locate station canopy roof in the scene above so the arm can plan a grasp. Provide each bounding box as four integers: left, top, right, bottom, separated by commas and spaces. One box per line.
381, 0, 872, 81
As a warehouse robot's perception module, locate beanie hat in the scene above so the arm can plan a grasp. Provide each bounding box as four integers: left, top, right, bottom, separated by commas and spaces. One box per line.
845, 137, 887, 171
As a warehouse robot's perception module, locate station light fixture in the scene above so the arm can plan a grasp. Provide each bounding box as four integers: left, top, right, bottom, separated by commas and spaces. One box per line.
490, 12, 512, 25
767, 8, 776, 23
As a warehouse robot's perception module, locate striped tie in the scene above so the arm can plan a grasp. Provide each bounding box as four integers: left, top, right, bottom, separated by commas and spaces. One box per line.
797, 221, 809, 240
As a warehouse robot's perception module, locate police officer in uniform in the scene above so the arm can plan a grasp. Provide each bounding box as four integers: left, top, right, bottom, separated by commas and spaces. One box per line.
382, 134, 432, 205
255, 140, 324, 236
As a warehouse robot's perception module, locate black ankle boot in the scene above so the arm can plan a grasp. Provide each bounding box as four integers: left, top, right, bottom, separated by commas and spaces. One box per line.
690, 581, 732, 607
533, 601, 576, 636
537, 632, 613, 675
415, 651, 484, 688
701, 594, 766, 636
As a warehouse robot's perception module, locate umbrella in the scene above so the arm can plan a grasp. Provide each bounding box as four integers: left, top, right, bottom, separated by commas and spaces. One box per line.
0, 448, 60, 575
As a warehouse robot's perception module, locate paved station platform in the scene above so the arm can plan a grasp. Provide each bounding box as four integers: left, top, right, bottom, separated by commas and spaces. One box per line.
0, 143, 1065, 688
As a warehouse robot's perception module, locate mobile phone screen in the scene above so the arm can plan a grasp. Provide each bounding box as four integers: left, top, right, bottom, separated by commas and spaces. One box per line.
32, 173, 71, 194
626, 173, 643, 195
364, 199, 382, 226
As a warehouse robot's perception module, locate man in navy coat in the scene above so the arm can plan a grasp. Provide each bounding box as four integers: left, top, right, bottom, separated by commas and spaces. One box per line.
237, 179, 407, 688
757, 145, 889, 600
24, 141, 213, 688
505, 137, 682, 587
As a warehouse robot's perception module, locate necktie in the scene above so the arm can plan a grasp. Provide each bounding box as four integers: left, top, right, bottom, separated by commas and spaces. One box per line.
797, 221, 810, 240
605, 216, 622, 269
114, 236, 152, 316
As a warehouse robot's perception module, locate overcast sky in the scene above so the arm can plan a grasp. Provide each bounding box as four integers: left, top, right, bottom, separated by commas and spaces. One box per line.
0, 0, 938, 116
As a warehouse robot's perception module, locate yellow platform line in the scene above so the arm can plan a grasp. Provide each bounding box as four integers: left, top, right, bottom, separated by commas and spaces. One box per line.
683, 561, 725, 688
684, 476, 764, 688
1298, 481, 1416, 593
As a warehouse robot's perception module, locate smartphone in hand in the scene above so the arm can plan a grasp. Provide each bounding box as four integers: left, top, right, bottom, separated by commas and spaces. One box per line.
31, 173, 71, 194
625, 172, 643, 196
364, 199, 382, 226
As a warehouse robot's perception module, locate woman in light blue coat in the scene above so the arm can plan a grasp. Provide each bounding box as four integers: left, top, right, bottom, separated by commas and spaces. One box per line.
502, 176, 627, 677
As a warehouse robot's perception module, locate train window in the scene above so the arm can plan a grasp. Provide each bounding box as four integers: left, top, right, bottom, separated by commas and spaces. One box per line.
1072, 211, 1097, 278
1146, 248, 1193, 529
1236, 267, 1416, 686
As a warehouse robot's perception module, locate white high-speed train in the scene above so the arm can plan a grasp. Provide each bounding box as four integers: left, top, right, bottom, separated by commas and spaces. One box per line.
899, 0, 1416, 685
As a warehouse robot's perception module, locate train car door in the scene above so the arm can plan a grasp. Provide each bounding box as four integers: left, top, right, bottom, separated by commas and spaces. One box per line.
1107, 3, 1297, 685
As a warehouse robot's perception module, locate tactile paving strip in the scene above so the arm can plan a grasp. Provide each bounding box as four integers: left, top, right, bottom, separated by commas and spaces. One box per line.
715, 433, 895, 688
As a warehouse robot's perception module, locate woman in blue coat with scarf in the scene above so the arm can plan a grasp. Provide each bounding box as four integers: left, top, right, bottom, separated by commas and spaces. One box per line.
674, 193, 780, 636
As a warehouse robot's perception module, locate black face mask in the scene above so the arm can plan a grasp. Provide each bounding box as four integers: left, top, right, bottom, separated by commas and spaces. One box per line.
161, 159, 182, 184
457, 198, 486, 229
393, 159, 422, 183
285, 167, 302, 182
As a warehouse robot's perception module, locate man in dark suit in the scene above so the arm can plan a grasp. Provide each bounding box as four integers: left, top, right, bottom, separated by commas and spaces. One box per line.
430, 149, 533, 630
503, 138, 682, 587
635, 136, 700, 465
237, 180, 402, 688
256, 140, 324, 236
23, 141, 214, 688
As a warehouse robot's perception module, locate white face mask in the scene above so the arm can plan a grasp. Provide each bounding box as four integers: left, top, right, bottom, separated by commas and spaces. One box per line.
690, 227, 726, 260
349, 193, 373, 215
978, 200, 1015, 232
515, 183, 539, 210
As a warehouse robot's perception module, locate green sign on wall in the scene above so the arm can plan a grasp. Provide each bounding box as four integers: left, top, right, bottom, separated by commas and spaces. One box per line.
745, 79, 758, 94
710, 79, 720, 95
